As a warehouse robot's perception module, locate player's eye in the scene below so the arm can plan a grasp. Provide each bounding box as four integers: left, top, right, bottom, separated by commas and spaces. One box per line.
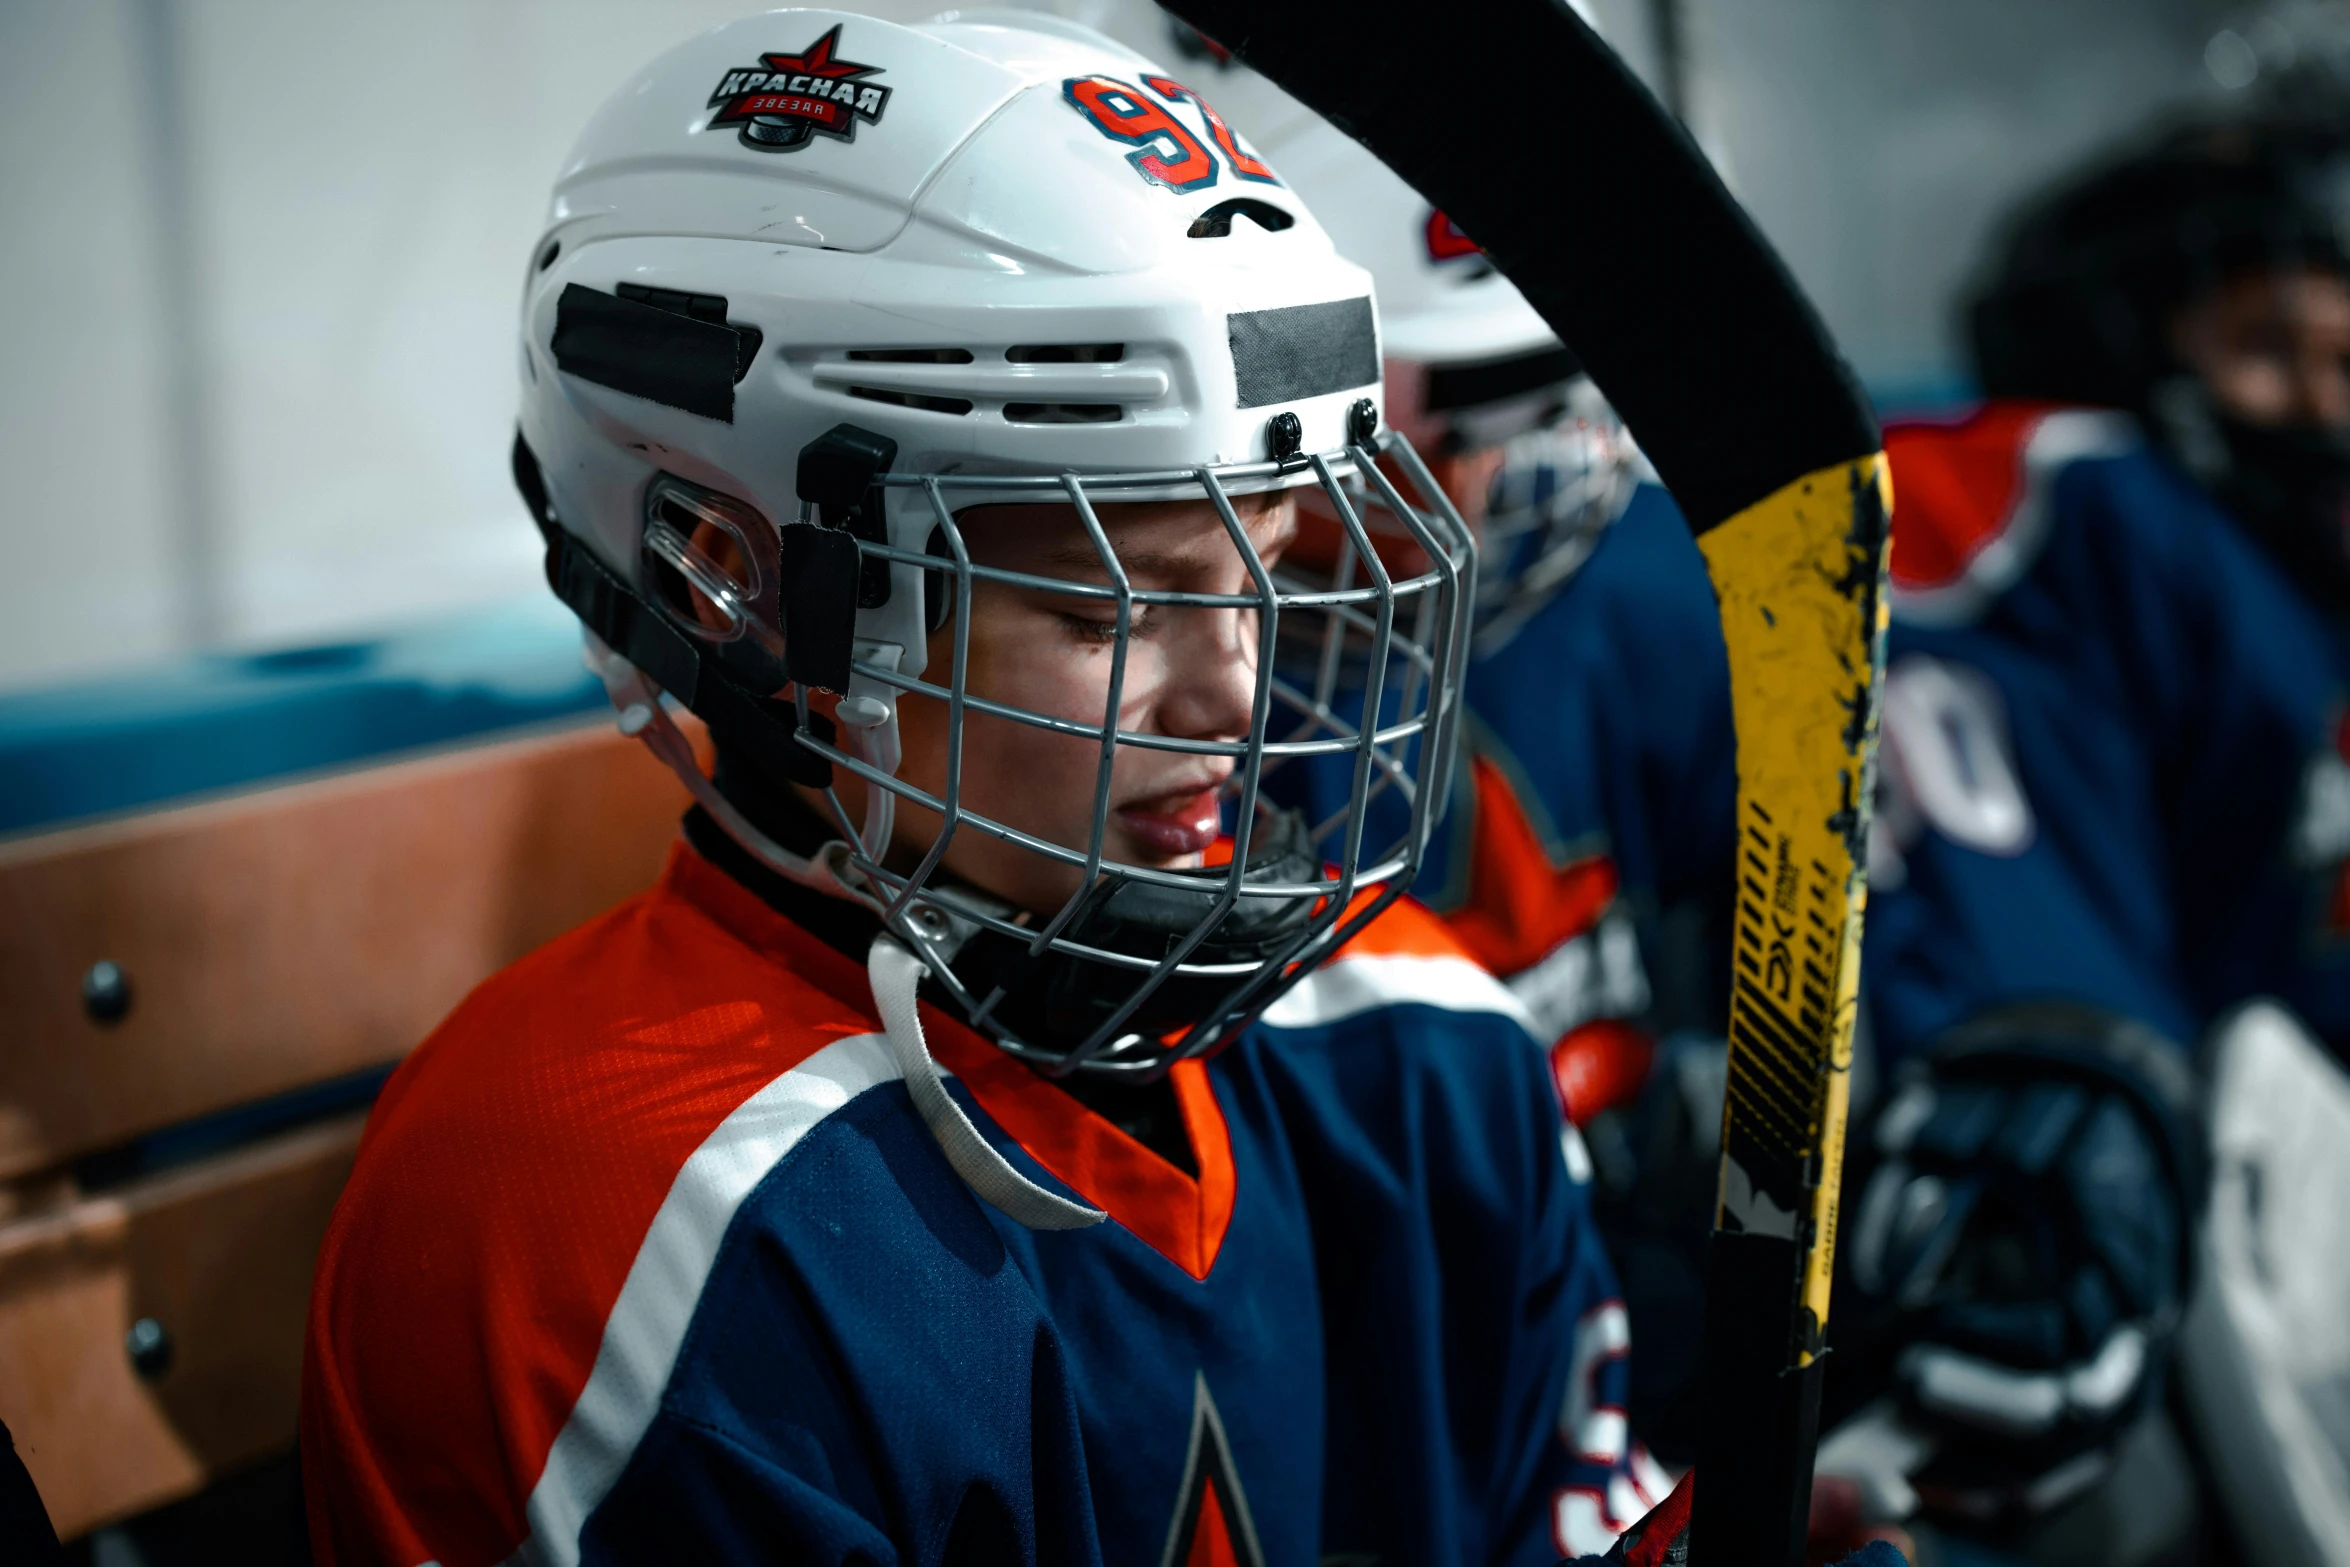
1058, 606, 1156, 644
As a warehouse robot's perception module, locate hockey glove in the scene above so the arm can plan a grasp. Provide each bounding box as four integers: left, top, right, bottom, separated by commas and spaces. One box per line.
1837, 1003, 2203, 1517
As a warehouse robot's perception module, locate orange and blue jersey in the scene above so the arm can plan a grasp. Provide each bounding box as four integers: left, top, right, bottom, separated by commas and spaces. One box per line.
1867, 399, 2350, 1066
300, 840, 1667, 1565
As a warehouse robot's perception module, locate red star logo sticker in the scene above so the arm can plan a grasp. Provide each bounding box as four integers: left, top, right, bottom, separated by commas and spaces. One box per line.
707, 24, 893, 147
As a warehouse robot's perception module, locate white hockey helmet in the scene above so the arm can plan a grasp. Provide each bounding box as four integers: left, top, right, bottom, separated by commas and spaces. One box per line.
515, 11, 1472, 1087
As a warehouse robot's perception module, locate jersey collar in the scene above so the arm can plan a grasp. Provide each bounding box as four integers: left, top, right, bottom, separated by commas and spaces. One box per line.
666, 840, 1238, 1281
925, 1016, 1237, 1282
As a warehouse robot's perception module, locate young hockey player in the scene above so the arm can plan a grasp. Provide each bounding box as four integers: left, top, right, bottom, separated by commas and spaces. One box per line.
300, 12, 1659, 1563
1837, 112, 2350, 1558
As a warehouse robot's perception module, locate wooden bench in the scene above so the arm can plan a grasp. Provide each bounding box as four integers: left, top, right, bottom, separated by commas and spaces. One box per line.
0, 718, 694, 1538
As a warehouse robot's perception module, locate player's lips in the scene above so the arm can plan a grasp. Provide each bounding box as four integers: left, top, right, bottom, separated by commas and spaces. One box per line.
1113, 781, 1227, 857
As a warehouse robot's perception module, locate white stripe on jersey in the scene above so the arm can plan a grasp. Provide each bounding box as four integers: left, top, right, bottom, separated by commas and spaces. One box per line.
1262, 951, 1540, 1038
1891, 409, 2135, 629
504, 949, 1534, 1562
506, 1031, 902, 1567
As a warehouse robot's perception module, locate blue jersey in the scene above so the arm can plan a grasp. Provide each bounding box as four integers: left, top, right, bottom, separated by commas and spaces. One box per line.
1866, 400, 2350, 1068
302, 842, 1662, 1565
1267, 483, 1737, 1119
1440, 484, 1737, 943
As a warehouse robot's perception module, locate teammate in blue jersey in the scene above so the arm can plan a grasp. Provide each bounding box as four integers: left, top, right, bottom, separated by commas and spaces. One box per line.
298, 12, 1690, 1564
1829, 112, 2350, 1557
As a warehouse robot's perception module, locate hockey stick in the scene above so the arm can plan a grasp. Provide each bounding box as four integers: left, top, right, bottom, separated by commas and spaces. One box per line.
1153, 4, 1888, 1562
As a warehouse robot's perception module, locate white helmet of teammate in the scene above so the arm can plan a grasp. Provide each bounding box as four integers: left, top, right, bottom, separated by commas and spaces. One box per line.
1023, 0, 1638, 650
515, 11, 1471, 1091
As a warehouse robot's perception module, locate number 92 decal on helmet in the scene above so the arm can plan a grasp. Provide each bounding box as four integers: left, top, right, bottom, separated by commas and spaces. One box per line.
1062, 69, 1276, 193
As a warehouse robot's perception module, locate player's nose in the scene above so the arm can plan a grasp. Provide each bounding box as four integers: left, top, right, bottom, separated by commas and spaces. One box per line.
1153, 600, 1263, 743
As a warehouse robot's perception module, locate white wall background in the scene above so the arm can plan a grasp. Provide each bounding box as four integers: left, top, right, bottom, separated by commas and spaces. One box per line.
0, 0, 940, 692
0, 0, 2251, 691
1596, 0, 2243, 403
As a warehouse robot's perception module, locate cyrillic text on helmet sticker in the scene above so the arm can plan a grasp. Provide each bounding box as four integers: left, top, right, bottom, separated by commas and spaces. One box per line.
706, 25, 891, 153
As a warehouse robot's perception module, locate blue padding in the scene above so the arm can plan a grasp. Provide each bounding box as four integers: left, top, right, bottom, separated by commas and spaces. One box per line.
73, 1060, 398, 1193
1865, 369, 1981, 421
0, 597, 607, 837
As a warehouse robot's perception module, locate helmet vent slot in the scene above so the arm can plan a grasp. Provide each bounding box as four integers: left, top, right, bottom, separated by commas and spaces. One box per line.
1004, 403, 1122, 424
847, 347, 975, 364
1007, 344, 1124, 363
1188, 199, 1294, 239
847, 386, 975, 416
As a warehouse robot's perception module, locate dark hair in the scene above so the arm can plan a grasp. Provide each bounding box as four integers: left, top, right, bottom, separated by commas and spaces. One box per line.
1968, 114, 2350, 409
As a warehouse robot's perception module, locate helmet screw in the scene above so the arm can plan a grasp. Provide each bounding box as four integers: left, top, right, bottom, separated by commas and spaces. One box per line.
836, 695, 892, 730
82, 960, 132, 1025
1346, 398, 1379, 446
1264, 411, 1303, 463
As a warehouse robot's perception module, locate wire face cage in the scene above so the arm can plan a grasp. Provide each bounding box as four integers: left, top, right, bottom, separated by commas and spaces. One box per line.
1473, 410, 1637, 655
634, 430, 1476, 1079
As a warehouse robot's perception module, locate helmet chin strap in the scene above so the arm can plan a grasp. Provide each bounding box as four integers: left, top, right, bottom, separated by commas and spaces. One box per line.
588, 633, 1105, 1232
867, 937, 1107, 1231
585, 633, 875, 908
832, 645, 903, 870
